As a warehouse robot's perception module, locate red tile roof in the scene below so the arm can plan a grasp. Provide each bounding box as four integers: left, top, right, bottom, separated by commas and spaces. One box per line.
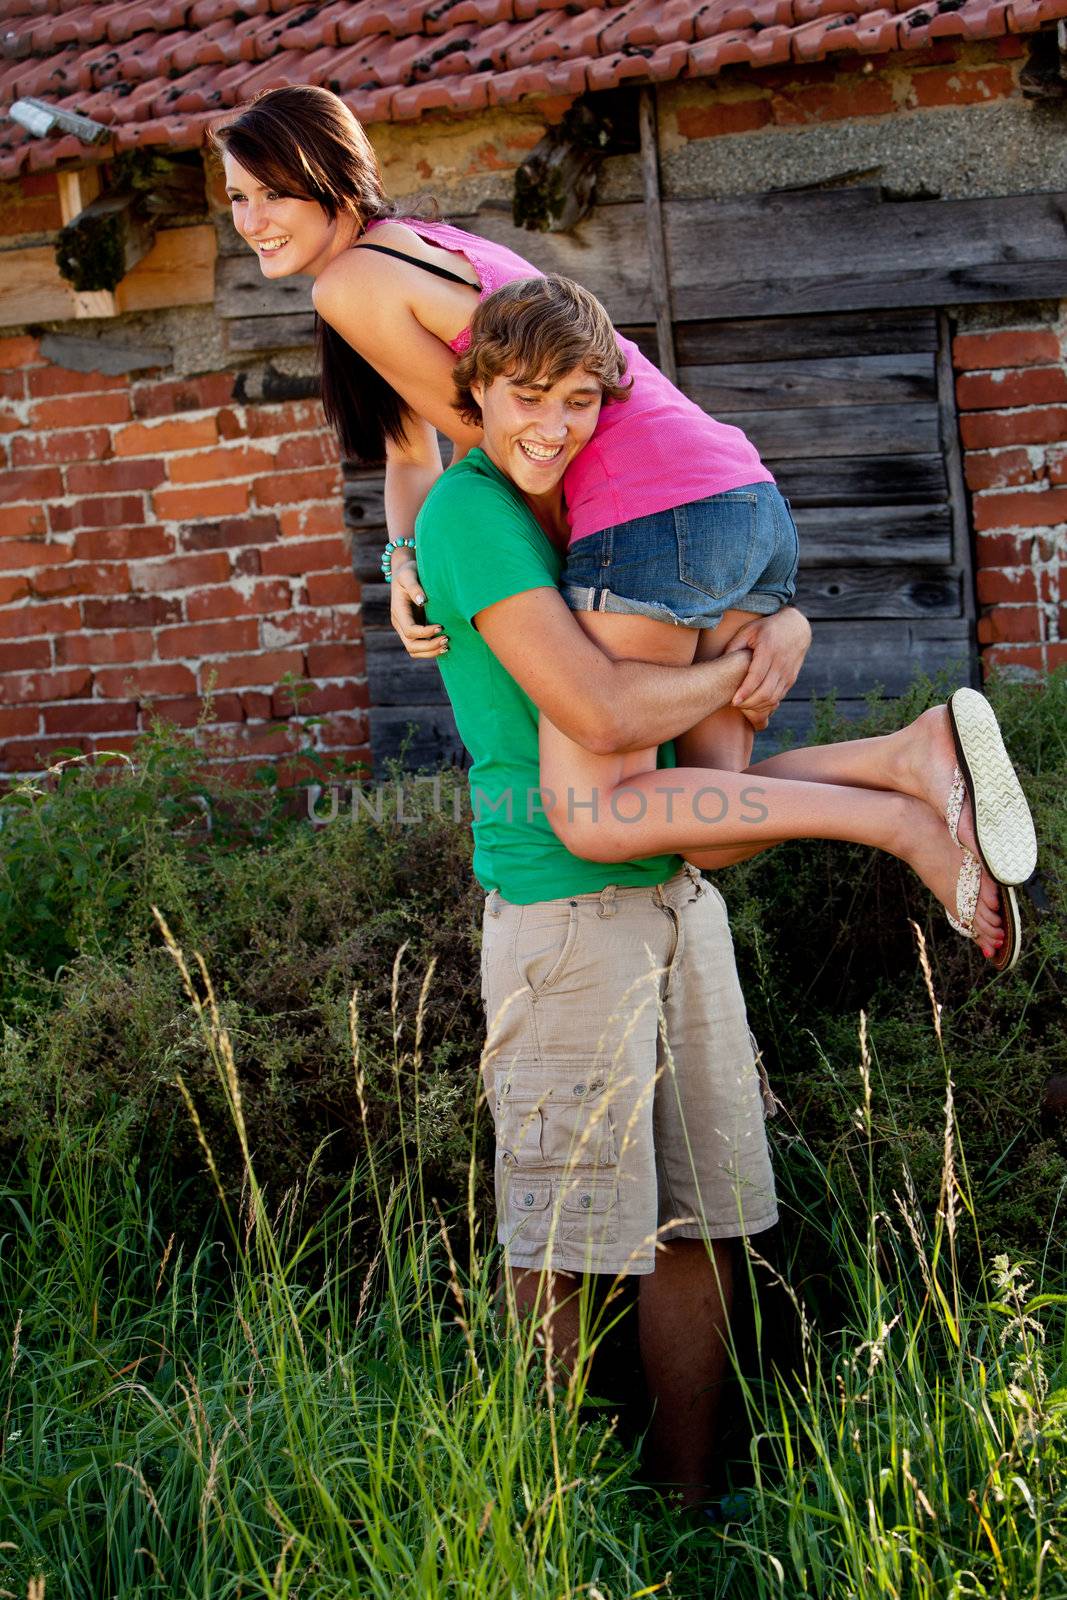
0, 0, 1062, 179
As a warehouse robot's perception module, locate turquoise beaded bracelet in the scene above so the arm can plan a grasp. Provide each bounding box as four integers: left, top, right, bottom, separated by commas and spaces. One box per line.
380, 537, 416, 584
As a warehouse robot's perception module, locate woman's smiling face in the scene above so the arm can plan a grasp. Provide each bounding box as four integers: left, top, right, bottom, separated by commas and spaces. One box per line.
471, 366, 604, 504
223, 153, 350, 279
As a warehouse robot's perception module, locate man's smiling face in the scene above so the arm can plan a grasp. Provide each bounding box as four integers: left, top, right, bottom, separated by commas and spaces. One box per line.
471, 366, 604, 504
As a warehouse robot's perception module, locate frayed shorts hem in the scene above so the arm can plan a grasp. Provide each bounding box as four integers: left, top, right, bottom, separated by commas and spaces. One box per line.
560, 583, 785, 630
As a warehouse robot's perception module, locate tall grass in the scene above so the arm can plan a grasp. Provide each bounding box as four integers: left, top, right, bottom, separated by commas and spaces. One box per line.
2, 924, 1064, 1599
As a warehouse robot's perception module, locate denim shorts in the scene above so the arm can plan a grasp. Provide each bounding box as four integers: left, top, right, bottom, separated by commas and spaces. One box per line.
560, 481, 800, 630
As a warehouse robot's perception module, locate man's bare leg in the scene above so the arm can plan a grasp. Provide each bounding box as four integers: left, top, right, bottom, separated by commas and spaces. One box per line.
508, 1266, 582, 1374
638, 1239, 733, 1507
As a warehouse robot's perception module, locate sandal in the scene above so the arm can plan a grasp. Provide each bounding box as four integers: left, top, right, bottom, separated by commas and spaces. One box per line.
945, 767, 1021, 972
948, 688, 1037, 887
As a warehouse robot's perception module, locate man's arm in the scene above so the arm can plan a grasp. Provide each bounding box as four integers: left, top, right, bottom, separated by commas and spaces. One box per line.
475, 587, 752, 756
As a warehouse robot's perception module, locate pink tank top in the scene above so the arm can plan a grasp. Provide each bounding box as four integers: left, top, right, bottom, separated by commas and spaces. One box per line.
373, 217, 772, 546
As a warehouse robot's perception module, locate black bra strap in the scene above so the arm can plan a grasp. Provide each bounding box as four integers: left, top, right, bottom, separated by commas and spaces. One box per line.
356, 241, 479, 288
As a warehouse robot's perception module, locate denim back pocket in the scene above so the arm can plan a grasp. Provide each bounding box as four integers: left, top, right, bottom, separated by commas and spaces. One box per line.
676, 492, 762, 603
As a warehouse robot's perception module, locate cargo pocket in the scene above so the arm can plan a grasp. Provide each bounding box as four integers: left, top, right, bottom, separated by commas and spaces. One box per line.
504, 1176, 553, 1249
559, 1177, 620, 1248
539, 1069, 619, 1171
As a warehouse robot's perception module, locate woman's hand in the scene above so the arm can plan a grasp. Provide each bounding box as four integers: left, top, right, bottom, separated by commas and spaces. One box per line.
389, 551, 449, 659
726, 607, 812, 723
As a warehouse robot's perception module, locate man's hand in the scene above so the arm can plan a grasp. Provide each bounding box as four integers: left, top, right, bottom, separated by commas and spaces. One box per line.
725, 608, 812, 724
390, 552, 449, 659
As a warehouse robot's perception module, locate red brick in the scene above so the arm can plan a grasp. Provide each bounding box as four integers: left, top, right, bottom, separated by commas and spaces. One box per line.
0, 335, 41, 368
26, 366, 127, 399
260, 536, 347, 576
771, 77, 895, 126
2, 504, 48, 538
43, 701, 139, 735
128, 552, 231, 592
114, 417, 219, 458
0, 639, 51, 674
156, 618, 259, 659
153, 483, 250, 521
976, 604, 1040, 644
94, 664, 198, 699
953, 329, 1062, 371
233, 548, 263, 577
2, 736, 91, 770
0, 372, 26, 401
82, 595, 181, 630
307, 642, 363, 678
10, 427, 112, 466
130, 372, 237, 419
974, 487, 1067, 532
50, 495, 149, 534
975, 567, 1038, 605
0, 577, 30, 604
1049, 447, 1067, 486
0, 410, 20, 434
275, 434, 339, 471
907, 63, 1016, 109
982, 644, 1045, 674
0, 540, 72, 572
72, 526, 174, 562
305, 570, 360, 606
4, 465, 63, 500
241, 690, 273, 720
205, 650, 305, 690
961, 409, 1067, 449
151, 693, 243, 728
278, 502, 345, 538
261, 611, 341, 648
55, 629, 155, 667
272, 680, 363, 717
66, 458, 166, 495
958, 367, 1067, 410
31, 393, 131, 429
245, 401, 325, 439
185, 579, 292, 620
676, 97, 773, 139
252, 467, 342, 508
0, 707, 40, 738
31, 562, 131, 599
0, 667, 92, 705
0, 187, 63, 240
217, 407, 246, 441
964, 448, 1039, 492
166, 443, 275, 484
0, 601, 81, 640
178, 514, 280, 553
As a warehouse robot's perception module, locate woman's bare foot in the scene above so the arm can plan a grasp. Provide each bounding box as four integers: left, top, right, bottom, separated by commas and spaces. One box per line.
891, 706, 983, 862
893, 794, 1003, 956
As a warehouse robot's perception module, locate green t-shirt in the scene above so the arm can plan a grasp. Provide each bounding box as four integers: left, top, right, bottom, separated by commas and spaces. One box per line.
414, 448, 681, 904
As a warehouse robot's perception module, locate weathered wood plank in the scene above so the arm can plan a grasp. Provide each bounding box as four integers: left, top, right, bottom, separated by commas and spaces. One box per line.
681, 353, 936, 411
226, 312, 317, 351
787, 618, 973, 697
672, 309, 939, 363
795, 504, 952, 565
768, 454, 947, 505
343, 473, 387, 528
722, 402, 940, 459
366, 631, 450, 706
360, 582, 391, 628
794, 565, 962, 620
368, 706, 465, 774
214, 250, 315, 319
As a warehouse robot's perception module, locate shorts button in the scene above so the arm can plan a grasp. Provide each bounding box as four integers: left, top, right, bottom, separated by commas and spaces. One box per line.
579, 1193, 592, 1209
573, 1083, 586, 1097
523, 1192, 535, 1207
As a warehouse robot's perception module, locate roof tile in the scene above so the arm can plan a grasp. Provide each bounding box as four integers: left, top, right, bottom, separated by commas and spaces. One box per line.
337, 0, 436, 42
599, 0, 701, 50
422, 0, 514, 33
26, 3, 128, 51
486, 56, 589, 98
106, 1, 194, 43
188, 0, 271, 23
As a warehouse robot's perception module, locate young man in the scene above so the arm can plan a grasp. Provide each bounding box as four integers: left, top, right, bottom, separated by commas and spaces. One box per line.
409, 277, 811, 1506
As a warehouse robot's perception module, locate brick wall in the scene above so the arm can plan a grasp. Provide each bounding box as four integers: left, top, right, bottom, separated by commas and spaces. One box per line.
0, 335, 369, 780
954, 313, 1067, 678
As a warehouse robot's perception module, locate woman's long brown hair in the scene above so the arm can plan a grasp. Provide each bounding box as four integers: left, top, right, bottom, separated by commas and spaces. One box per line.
212, 85, 429, 463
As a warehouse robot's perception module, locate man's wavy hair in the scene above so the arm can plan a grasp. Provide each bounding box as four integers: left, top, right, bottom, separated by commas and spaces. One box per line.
453, 275, 632, 426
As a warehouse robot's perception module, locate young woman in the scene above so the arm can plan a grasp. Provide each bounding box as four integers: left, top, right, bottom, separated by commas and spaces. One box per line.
212, 88, 1036, 968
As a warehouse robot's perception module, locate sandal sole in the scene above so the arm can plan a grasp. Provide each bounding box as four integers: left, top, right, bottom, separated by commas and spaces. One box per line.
991, 884, 1021, 975
948, 688, 1037, 886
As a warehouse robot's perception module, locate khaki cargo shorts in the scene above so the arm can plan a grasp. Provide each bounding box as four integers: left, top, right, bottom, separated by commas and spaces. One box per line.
480, 863, 778, 1277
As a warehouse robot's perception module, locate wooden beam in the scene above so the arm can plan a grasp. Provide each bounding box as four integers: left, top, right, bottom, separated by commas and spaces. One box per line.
57, 168, 115, 319
0, 225, 215, 324
637, 87, 676, 385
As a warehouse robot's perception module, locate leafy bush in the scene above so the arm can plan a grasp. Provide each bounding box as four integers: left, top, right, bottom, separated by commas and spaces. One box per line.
1, 673, 1064, 1283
